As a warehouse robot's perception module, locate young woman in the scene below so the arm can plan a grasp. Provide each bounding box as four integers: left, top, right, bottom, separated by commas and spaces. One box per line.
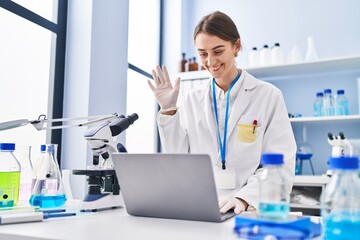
148, 11, 296, 214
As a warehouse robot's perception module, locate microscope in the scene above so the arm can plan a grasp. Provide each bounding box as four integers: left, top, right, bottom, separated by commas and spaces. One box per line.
73, 113, 139, 211
327, 132, 360, 176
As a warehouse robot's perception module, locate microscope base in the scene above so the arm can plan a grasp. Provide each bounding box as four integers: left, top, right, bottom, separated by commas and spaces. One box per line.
79, 193, 124, 211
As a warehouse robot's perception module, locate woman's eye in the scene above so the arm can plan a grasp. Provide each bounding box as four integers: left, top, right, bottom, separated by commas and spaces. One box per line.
199, 53, 207, 57
214, 50, 223, 55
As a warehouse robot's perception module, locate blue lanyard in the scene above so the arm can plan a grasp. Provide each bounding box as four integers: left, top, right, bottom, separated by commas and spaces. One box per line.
212, 71, 241, 170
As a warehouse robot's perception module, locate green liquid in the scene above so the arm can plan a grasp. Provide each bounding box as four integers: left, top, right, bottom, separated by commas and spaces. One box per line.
0, 171, 20, 206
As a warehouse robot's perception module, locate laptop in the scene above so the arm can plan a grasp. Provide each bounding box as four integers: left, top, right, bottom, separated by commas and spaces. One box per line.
112, 153, 235, 222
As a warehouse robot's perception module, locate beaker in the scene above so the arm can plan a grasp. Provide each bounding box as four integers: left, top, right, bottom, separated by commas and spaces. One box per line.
16, 145, 33, 204
29, 144, 67, 208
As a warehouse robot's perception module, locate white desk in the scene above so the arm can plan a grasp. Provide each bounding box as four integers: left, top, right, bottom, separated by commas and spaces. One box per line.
0, 208, 238, 240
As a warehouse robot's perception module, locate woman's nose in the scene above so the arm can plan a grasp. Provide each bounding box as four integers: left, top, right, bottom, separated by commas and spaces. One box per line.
206, 55, 213, 66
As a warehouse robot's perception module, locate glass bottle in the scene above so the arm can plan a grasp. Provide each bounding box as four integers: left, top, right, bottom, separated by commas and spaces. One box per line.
16, 145, 33, 204
334, 89, 349, 116
321, 156, 360, 239
323, 89, 334, 116
259, 153, 289, 220
0, 143, 21, 207
179, 52, 187, 72
192, 57, 198, 71
29, 144, 66, 208
313, 92, 324, 117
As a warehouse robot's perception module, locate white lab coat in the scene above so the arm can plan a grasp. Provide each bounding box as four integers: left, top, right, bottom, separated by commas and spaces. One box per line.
157, 70, 296, 209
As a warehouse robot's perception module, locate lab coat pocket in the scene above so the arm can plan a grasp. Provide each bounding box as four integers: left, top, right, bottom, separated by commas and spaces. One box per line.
237, 123, 259, 143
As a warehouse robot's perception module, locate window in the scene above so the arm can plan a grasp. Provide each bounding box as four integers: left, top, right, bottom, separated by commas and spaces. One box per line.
0, 0, 67, 161
126, 0, 160, 153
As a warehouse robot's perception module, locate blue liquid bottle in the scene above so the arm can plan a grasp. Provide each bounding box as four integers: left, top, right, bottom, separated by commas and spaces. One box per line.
323, 89, 334, 116
29, 144, 66, 208
313, 92, 324, 117
335, 89, 349, 116
321, 156, 360, 239
259, 153, 289, 220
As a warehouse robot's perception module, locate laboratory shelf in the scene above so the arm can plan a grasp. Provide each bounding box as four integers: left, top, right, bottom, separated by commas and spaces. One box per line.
178, 54, 360, 82
290, 115, 360, 124
293, 175, 330, 187
290, 203, 320, 210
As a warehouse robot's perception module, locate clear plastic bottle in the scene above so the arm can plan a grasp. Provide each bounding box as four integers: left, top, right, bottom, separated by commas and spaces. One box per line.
321, 156, 360, 239
313, 92, 324, 117
305, 36, 319, 61
271, 43, 284, 65
29, 144, 66, 208
323, 89, 334, 116
31, 145, 46, 192
259, 45, 271, 66
0, 143, 21, 207
248, 47, 260, 67
334, 89, 349, 116
259, 153, 289, 220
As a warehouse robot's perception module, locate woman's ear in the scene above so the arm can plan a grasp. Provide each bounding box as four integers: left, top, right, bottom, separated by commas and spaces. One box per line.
234, 39, 241, 56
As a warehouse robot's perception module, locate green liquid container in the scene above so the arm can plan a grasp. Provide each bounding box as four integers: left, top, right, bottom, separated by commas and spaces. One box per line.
0, 143, 21, 207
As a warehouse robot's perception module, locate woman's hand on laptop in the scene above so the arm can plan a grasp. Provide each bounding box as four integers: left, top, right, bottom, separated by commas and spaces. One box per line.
219, 197, 247, 214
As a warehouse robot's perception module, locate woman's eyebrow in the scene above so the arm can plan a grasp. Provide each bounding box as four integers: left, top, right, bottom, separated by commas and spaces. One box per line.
197, 45, 225, 51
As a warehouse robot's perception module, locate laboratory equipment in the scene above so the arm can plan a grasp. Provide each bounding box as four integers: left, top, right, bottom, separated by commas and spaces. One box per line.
323, 89, 334, 116
334, 89, 349, 116
320, 156, 360, 239
296, 141, 315, 175
0, 143, 21, 207
327, 132, 360, 157
258, 153, 289, 220
30, 144, 66, 208
0, 112, 139, 211
73, 113, 139, 211
234, 212, 322, 239
305, 36, 319, 61
248, 47, 259, 67
259, 45, 271, 66
16, 145, 33, 203
313, 92, 324, 117
271, 43, 284, 65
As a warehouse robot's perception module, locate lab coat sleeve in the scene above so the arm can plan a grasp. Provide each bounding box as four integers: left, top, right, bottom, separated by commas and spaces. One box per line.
157, 110, 189, 153
234, 89, 296, 209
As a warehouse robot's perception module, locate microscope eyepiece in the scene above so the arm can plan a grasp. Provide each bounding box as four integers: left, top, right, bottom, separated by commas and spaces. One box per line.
109, 113, 139, 136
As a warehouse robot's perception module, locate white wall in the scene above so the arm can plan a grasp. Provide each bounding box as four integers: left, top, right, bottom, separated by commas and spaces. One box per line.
62, 0, 129, 199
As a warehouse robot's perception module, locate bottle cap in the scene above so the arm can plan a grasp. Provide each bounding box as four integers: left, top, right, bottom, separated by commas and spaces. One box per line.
316, 92, 324, 97
47, 145, 54, 153
0, 143, 15, 151
337, 89, 345, 95
274, 43, 280, 47
263, 45, 269, 48
261, 153, 284, 165
324, 89, 332, 94
41, 144, 46, 152
328, 156, 359, 170
252, 47, 257, 50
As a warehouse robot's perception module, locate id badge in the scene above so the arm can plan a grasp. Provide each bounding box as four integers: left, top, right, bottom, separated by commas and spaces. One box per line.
214, 164, 236, 190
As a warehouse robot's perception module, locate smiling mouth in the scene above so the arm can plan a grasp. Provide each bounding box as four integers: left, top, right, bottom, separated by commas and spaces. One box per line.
211, 64, 223, 71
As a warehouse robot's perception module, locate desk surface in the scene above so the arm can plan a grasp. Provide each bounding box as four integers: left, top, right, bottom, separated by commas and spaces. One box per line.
0, 207, 238, 240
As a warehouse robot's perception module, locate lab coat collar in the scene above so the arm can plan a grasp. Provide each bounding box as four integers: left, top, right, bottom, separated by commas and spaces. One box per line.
202, 70, 258, 146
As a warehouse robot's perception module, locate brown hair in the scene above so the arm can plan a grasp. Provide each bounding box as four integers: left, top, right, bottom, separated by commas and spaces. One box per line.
193, 11, 241, 48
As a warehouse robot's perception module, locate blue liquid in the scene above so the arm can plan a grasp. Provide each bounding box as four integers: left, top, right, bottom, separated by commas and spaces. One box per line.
259, 202, 289, 220
324, 212, 360, 239
29, 194, 66, 208
0, 200, 14, 208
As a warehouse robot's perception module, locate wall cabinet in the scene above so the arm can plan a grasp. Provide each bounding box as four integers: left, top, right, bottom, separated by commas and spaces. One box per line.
177, 55, 360, 175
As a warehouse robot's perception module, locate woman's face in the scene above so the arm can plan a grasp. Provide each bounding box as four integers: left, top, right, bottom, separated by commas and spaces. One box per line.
195, 32, 239, 80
